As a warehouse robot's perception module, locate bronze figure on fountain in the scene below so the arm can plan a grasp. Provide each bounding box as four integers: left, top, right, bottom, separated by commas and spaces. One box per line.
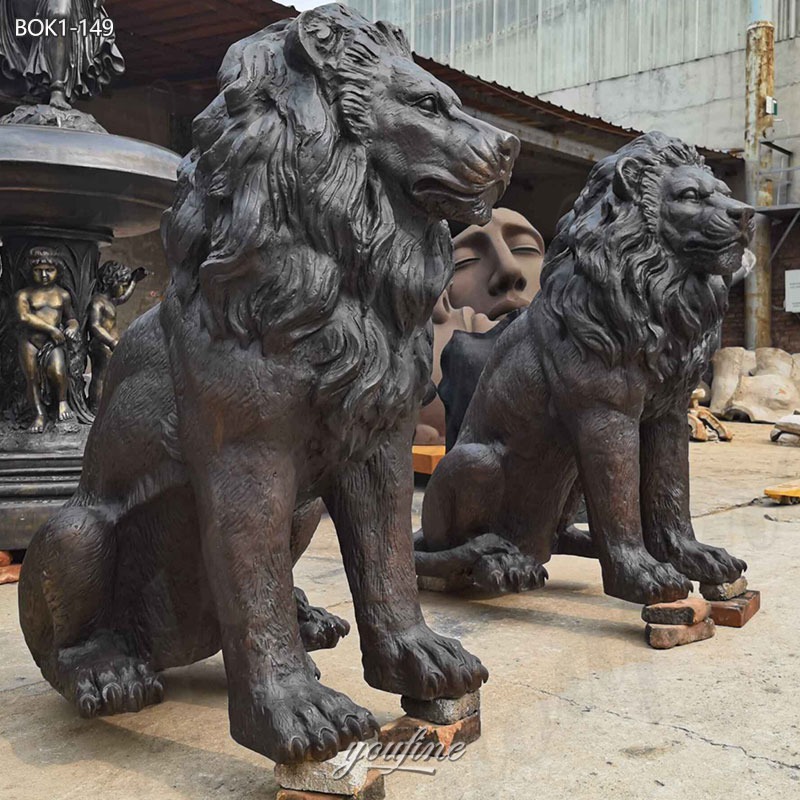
87, 261, 148, 412
0, 0, 123, 109
14, 245, 80, 432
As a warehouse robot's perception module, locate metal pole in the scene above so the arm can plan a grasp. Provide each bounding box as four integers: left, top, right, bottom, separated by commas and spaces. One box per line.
744, 1, 775, 349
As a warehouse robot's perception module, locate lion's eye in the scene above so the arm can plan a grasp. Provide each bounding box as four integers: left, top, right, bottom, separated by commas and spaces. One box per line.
679, 188, 700, 201
415, 95, 439, 115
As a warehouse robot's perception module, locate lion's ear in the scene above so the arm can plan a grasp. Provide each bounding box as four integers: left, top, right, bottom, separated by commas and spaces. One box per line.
375, 20, 411, 56
295, 7, 351, 73
613, 156, 640, 201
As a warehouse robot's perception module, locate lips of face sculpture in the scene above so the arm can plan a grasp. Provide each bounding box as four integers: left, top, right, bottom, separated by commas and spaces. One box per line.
447, 208, 545, 320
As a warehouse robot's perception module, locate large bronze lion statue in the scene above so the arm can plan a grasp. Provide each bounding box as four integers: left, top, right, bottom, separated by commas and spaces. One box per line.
18, 4, 518, 763
416, 132, 752, 605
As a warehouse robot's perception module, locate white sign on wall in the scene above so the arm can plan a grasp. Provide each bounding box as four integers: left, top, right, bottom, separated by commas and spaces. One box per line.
786, 270, 800, 312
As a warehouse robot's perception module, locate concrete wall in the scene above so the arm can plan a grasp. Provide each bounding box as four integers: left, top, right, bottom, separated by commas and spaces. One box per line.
540, 37, 800, 203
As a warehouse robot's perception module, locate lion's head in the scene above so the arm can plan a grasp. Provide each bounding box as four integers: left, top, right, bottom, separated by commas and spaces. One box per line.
162, 3, 517, 429
539, 131, 753, 381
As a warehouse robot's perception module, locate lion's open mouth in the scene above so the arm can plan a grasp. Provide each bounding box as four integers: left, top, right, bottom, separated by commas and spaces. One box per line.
412, 177, 501, 203
685, 235, 748, 254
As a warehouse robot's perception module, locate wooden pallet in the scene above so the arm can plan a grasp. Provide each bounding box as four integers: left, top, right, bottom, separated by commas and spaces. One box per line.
412, 445, 446, 475
764, 480, 800, 504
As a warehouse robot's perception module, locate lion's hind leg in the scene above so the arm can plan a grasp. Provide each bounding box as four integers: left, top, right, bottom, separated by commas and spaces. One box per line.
418, 443, 548, 594
19, 504, 164, 718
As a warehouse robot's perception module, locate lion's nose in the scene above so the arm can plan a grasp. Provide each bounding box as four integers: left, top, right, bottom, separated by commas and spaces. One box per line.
497, 133, 520, 168
727, 200, 754, 226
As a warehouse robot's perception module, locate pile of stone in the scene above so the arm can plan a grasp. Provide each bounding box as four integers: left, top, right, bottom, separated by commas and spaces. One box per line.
273, 691, 482, 800
643, 577, 759, 649
643, 597, 716, 649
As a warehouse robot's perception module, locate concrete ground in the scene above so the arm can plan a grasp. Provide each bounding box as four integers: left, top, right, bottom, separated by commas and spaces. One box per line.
1, 422, 799, 800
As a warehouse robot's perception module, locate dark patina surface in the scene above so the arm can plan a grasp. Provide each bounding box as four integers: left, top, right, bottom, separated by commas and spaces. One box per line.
417, 132, 752, 605
19, 4, 519, 765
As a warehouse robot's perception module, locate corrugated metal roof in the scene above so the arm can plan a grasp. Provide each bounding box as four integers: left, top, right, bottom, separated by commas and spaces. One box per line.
104, 0, 740, 167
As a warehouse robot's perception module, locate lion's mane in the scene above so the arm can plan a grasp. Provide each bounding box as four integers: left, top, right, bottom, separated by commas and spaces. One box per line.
161, 6, 451, 431
538, 131, 729, 383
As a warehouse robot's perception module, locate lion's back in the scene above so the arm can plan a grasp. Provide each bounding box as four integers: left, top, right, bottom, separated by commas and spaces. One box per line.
79, 306, 178, 498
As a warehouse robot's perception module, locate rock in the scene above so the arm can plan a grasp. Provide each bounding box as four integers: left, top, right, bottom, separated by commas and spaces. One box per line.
642, 597, 711, 626
277, 770, 385, 800
401, 691, 480, 725
378, 713, 481, 754
275, 751, 369, 795
708, 591, 761, 628
416, 574, 471, 593
645, 618, 716, 650
0, 551, 12, 567
711, 347, 748, 416
699, 576, 748, 601
0, 565, 21, 585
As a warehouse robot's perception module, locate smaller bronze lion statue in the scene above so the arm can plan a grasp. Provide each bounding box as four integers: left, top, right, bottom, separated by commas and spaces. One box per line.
416, 132, 753, 605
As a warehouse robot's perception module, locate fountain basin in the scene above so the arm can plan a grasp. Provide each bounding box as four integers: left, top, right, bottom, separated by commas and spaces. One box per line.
0, 125, 180, 238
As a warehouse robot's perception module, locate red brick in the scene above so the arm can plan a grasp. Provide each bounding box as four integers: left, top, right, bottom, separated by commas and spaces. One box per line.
0, 565, 21, 585
642, 597, 711, 625
378, 712, 481, 754
645, 618, 716, 650
277, 770, 384, 800
708, 590, 761, 628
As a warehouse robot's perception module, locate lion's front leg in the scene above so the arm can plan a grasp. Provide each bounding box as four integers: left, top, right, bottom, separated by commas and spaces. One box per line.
570, 407, 692, 604
324, 424, 488, 700
188, 443, 376, 763
640, 408, 746, 584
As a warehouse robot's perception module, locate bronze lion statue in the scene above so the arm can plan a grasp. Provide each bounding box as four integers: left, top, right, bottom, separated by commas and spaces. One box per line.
416, 132, 752, 605
19, 4, 518, 763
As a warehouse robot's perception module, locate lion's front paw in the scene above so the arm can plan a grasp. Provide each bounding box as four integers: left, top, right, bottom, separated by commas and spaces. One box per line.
230, 677, 378, 764
665, 537, 746, 585
363, 623, 488, 700
603, 545, 692, 605
471, 550, 548, 593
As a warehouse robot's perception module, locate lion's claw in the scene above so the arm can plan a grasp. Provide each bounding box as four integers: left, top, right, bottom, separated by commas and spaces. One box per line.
295, 587, 351, 652
663, 537, 746, 585
603, 545, 692, 604
71, 655, 163, 718
471, 550, 548, 594
231, 677, 378, 764
363, 623, 488, 700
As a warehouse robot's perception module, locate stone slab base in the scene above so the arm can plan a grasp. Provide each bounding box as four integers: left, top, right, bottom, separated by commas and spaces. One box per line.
276, 770, 385, 800
645, 618, 716, 649
642, 597, 711, 626
400, 691, 480, 725
708, 590, 761, 628
378, 712, 480, 754
699, 576, 748, 601
416, 574, 472, 593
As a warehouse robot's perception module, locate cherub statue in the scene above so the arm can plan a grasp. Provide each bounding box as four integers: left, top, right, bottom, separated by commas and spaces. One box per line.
0, 0, 124, 109
87, 260, 147, 411
14, 246, 80, 432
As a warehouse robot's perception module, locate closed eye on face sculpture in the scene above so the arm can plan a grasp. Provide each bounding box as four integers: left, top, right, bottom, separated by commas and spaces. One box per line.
367, 59, 520, 225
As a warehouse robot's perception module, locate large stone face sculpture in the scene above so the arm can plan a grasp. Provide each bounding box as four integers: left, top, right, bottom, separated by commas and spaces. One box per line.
416, 208, 544, 444
18, 4, 518, 764
416, 132, 753, 605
